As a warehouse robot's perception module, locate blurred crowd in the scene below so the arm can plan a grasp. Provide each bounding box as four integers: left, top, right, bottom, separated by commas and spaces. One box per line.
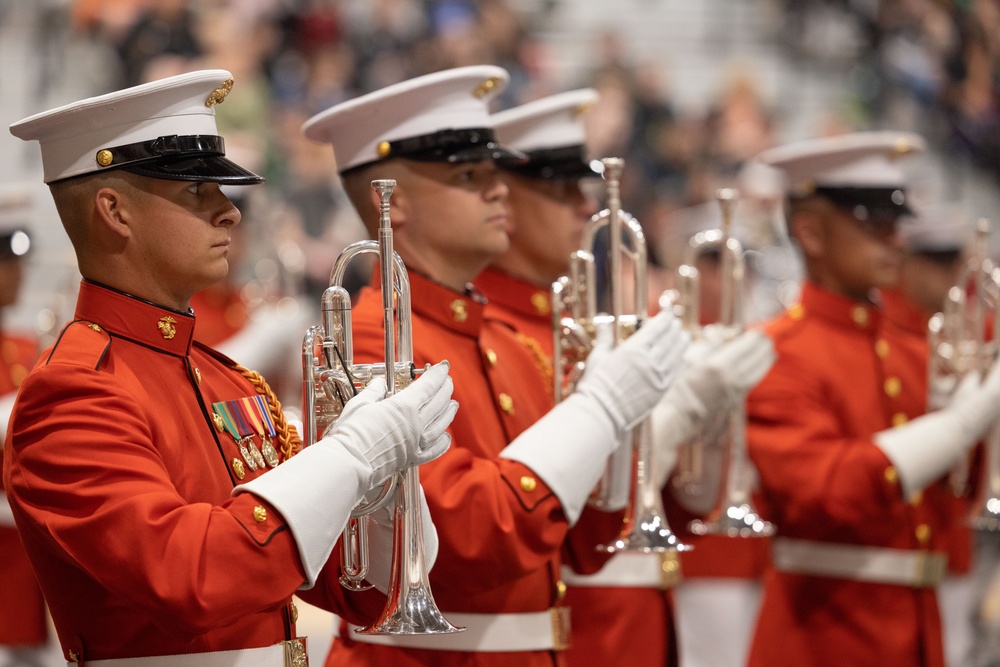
4, 0, 1000, 322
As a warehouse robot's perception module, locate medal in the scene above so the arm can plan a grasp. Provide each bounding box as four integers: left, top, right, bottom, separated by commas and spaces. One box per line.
246, 395, 281, 468
212, 399, 259, 471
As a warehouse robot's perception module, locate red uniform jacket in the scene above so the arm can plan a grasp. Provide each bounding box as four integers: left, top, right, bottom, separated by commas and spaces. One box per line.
0, 330, 46, 647
2, 280, 374, 662
328, 270, 618, 667
190, 283, 250, 346
746, 281, 952, 667
477, 267, 674, 667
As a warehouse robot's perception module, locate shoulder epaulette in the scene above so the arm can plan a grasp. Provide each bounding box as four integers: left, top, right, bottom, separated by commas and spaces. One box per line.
45, 320, 112, 371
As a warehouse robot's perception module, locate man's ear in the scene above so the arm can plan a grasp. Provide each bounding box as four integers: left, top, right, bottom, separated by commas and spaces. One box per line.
93, 186, 133, 240
790, 209, 824, 260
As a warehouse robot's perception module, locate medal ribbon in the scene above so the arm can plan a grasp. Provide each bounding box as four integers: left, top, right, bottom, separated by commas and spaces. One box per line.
241, 396, 267, 438
248, 395, 277, 437
225, 398, 255, 440
211, 401, 242, 442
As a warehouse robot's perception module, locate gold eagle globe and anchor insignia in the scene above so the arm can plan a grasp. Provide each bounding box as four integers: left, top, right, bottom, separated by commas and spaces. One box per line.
157, 316, 177, 340
205, 78, 235, 108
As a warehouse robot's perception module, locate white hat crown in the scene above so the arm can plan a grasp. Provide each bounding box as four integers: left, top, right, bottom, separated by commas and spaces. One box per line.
10, 70, 254, 184
302, 65, 512, 172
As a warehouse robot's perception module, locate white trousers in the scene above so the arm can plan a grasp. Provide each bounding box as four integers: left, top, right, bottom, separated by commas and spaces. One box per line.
672, 579, 763, 667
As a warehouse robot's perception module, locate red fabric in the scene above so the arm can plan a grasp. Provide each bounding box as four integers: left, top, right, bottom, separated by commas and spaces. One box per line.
746, 281, 950, 667
327, 270, 618, 667
2, 281, 373, 662
0, 330, 47, 646
190, 284, 250, 346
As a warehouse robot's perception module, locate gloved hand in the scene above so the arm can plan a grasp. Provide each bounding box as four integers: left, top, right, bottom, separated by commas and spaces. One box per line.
650, 328, 776, 489
329, 362, 459, 490
875, 361, 1000, 498
235, 361, 457, 586
501, 309, 689, 524
575, 309, 690, 438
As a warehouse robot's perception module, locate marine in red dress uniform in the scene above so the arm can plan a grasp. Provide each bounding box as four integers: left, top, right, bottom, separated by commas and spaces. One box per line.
303, 68, 688, 667
5, 70, 456, 665
745, 132, 1000, 667
484, 90, 681, 667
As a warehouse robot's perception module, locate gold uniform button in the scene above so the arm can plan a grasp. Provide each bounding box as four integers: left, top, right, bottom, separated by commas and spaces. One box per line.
915, 523, 931, 545
96, 149, 114, 167
892, 412, 908, 427
499, 392, 514, 414
884, 376, 902, 398
875, 339, 890, 359
884, 466, 898, 484
485, 349, 498, 367
555, 580, 567, 600
851, 306, 869, 327
520, 475, 537, 492
909, 490, 923, 506
232, 458, 246, 480
253, 505, 267, 522
88, 323, 103, 332
787, 303, 805, 321
376, 140, 392, 158
530, 292, 550, 315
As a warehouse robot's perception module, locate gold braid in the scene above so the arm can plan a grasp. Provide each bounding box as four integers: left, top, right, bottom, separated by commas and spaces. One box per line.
516, 333, 553, 397
233, 363, 303, 460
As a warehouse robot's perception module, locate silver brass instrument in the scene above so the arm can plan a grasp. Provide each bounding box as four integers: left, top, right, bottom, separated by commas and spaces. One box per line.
665, 188, 773, 538
928, 218, 1000, 529
552, 157, 687, 553
302, 179, 462, 635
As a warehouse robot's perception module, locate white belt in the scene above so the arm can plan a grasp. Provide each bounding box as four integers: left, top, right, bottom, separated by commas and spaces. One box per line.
560, 551, 681, 589
339, 609, 570, 652
67, 639, 308, 667
772, 538, 947, 588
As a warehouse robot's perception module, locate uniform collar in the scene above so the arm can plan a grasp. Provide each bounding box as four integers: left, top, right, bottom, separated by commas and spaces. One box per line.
75, 280, 195, 356
402, 270, 485, 338
792, 280, 882, 332
476, 267, 552, 322
880, 287, 930, 336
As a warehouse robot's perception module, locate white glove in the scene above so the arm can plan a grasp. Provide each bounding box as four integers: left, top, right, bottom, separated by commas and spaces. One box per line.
651, 329, 776, 488
235, 361, 457, 586
363, 486, 439, 594
328, 362, 459, 490
577, 309, 691, 437
875, 362, 1000, 498
500, 309, 689, 524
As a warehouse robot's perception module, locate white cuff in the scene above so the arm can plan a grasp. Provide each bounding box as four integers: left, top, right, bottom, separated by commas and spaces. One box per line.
234, 439, 369, 587
874, 410, 969, 498
650, 396, 697, 489
500, 393, 618, 525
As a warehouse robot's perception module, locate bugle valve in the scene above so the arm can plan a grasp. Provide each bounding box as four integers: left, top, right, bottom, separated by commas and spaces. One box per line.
664, 188, 773, 538
302, 179, 462, 635
552, 157, 687, 553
